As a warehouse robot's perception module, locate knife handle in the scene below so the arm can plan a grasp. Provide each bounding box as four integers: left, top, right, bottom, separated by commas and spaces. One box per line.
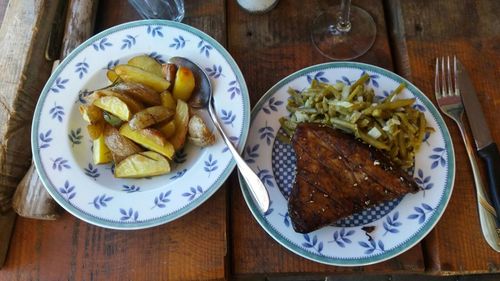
478, 143, 500, 224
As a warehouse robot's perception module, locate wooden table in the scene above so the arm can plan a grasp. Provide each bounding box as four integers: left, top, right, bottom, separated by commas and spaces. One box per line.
0, 0, 499, 280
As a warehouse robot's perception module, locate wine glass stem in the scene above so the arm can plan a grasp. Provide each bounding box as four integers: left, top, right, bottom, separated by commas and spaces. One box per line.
336, 0, 352, 32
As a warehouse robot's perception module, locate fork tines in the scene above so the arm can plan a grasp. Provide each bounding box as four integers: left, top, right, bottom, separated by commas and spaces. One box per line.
435, 56, 459, 98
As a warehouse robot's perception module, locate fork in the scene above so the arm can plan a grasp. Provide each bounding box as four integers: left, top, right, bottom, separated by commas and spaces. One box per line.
435, 56, 500, 251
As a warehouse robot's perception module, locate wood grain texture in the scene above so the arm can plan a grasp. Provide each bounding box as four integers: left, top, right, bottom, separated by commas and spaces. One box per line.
0, 0, 62, 269
383, 0, 411, 80
383, 0, 441, 273
228, 0, 424, 278
12, 162, 61, 219
1, 189, 227, 280
13, 0, 98, 220
0, 0, 7, 25
0, 0, 61, 211
399, 0, 500, 275
0, 210, 15, 268
0, 0, 228, 280
61, 0, 99, 58
0, 0, 11, 269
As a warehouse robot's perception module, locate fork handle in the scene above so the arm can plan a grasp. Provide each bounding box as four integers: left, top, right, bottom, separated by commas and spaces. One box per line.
478, 143, 500, 224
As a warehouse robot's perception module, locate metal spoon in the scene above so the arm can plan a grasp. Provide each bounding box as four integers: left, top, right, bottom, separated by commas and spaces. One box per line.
169, 57, 270, 213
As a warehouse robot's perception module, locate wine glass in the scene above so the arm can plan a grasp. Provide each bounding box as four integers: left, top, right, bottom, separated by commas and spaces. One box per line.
311, 0, 376, 60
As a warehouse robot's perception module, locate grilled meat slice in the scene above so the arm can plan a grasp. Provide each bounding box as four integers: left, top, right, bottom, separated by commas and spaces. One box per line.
288, 123, 419, 233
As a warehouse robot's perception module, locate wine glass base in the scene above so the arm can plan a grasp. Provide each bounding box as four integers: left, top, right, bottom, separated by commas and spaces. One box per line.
311, 5, 377, 60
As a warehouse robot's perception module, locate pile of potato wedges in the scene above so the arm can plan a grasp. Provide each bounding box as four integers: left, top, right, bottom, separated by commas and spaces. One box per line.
79, 55, 215, 178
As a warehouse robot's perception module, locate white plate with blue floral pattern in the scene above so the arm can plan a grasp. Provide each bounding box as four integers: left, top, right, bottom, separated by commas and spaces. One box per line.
32, 20, 250, 229
239, 62, 455, 266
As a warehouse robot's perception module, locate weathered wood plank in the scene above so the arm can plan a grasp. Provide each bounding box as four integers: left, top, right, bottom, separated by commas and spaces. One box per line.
1, 190, 227, 280
60, 0, 99, 58
13, 0, 99, 220
0, 0, 11, 268
0, 209, 15, 268
0, 0, 61, 212
398, 0, 500, 274
12, 160, 61, 220
0, 0, 7, 25
383, 0, 411, 80
0, 0, 63, 269
228, 0, 424, 277
383, 0, 441, 273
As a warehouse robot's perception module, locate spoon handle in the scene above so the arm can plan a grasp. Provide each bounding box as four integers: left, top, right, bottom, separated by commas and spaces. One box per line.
208, 100, 270, 212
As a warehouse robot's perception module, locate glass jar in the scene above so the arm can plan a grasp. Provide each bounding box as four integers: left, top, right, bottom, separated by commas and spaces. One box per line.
236, 0, 279, 14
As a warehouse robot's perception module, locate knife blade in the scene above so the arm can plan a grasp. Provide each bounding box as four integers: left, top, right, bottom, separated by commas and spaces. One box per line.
457, 60, 494, 150
457, 59, 500, 228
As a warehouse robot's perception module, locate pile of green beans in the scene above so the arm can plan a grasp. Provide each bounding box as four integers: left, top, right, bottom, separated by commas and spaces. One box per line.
279, 74, 433, 168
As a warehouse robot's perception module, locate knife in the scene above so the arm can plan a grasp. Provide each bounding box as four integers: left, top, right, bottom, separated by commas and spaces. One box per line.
457, 60, 500, 230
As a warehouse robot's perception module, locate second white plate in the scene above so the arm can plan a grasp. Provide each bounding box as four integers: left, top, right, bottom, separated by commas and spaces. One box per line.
239, 62, 455, 266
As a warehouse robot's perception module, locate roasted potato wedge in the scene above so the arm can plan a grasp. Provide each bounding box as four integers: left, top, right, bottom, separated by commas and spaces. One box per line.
162, 63, 177, 86
128, 55, 163, 77
106, 69, 120, 83
157, 120, 176, 139
115, 151, 170, 178
84, 91, 105, 104
114, 64, 170, 92
96, 89, 144, 114
87, 121, 105, 140
188, 114, 215, 147
93, 134, 112, 164
104, 125, 143, 163
93, 96, 132, 121
79, 105, 103, 124
172, 66, 195, 101
129, 106, 175, 130
110, 82, 161, 106
160, 91, 176, 110
168, 99, 190, 150
119, 123, 175, 159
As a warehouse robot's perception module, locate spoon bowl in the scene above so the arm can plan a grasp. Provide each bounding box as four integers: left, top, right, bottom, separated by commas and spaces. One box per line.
168, 57, 211, 109
169, 56, 270, 212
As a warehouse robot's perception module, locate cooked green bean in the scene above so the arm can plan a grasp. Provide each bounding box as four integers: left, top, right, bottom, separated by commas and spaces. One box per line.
356, 129, 390, 151
330, 117, 357, 132
398, 131, 407, 159
347, 85, 363, 102
396, 112, 417, 134
415, 113, 426, 151
363, 98, 416, 114
350, 73, 370, 93
383, 82, 406, 103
